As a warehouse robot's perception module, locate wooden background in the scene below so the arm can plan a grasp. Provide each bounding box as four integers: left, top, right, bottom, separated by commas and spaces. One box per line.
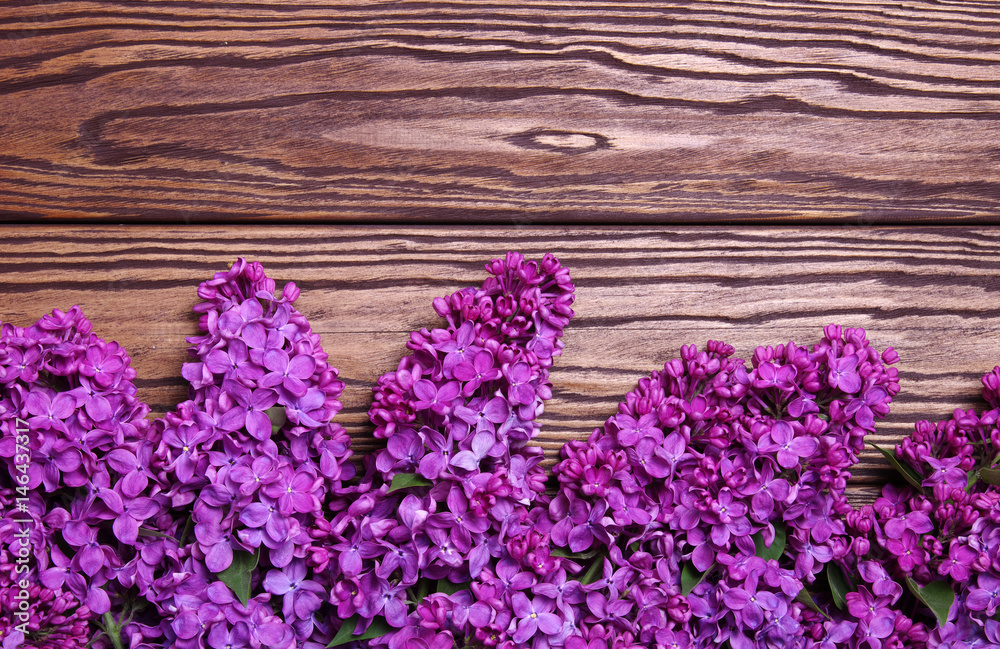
2, 1, 1000, 504
1, 0, 999, 223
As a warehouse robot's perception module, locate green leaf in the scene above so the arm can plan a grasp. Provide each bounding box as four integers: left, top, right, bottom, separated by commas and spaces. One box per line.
415, 577, 432, 603
437, 578, 469, 596
328, 615, 394, 648
681, 562, 713, 596
215, 549, 259, 607
136, 527, 174, 539
793, 589, 830, 620
753, 522, 787, 562
980, 468, 1000, 486
266, 406, 287, 434
827, 562, 850, 611
968, 469, 981, 492
906, 578, 955, 628
388, 472, 432, 493
550, 546, 599, 560
871, 443, 924, 490
580, 552, 607, 585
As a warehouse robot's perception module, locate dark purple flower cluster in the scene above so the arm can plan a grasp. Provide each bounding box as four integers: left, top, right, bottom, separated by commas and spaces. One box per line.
7, 254, 1000, 649
519, 326, 901, 649
140, 258, 356, 649
828, 367, 1000, 649
0, 307, 155, 649
325, 252, 575, 648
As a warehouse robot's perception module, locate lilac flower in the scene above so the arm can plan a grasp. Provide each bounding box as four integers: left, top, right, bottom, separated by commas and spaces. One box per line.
357, 573, 409, 627
708, 488, 751, 546
454, 397, 510, 436
723, 575, 781, 628
541, 326, 903, 649
759, 421, 817, 469
417, 428, 457, 479
413, 379, 461, 415
511, 593, 562, 643
828, 353, 862, 393
206, 339, 264, 383
260, 348, 316, 396
441, 321, 481, 374
845, 386, 888, 430
451, 430, 497, 472
264, 560, 327, 620
239, 495, 290, 545
62, 520, 107, 576
262, 466, 322, 516
25, 389, 75, 434
107, 443, 155, 498
453, 350, 500, 397
924, 456, 966, 488
938, 543, 978, 582
968, 574, 1000, 616
504, 361, 536, 406
883, 509, 934, 539
218, 296, 266, 345
568, 499, 611, 552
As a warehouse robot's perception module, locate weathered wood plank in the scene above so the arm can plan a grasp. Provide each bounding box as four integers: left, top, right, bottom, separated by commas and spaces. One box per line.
2, 1, 999, 223
2, 225, 999, 505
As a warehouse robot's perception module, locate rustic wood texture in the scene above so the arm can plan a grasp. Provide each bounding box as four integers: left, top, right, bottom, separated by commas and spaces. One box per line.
2, 1, 1000, 223
2, 225, 999, 506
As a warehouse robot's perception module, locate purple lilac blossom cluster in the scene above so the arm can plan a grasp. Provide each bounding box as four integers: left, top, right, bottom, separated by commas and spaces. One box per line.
830, 367, 1000, 649
5, 255, 1000, 649
0, 307, 157, 649
142, 258, 356, 649
325, 252, 575, 649
493, 326, 901, 649
534, 326, 902, 649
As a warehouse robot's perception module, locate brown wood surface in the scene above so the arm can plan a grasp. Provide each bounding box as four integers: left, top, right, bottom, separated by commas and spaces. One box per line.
2, 225, 999, 506
2, 1, 1000, 223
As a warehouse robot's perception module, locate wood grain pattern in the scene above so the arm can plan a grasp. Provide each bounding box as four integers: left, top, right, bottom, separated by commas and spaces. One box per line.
2, 225, 1000, 506
2, 1, 1000, 223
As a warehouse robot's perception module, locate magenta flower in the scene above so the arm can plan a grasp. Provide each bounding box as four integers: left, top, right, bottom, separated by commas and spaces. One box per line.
260, 348, 316, 397
441, 321, 482, 374
504, 361, 536, 406
239, 494, 290, 546
884, 529, 927, 572
828, 353, 862, 393
107, 443, 154, 498
511, 593, 561, 643
752, 362, 797, 391
968, 574, 1000, 616
759, 421, 817, 469
25, 389, 75, 434
845, 386, 888, 429
218, 297, 266, 346
938, 542, 979, 582
883, 509, 934, 539
61, 520, 107, 576
205, 339, 264, 383
262, 467, 322, 515
722, 575, 781, 629
454, 396, 510, 436
80, 342, 126, 388
924, 456, 966, 488
568, 499, 611, 552
707, 488, 751, 546
263, 560, 326, 620
413, 379, 461, 415
453, 350, 501, 397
